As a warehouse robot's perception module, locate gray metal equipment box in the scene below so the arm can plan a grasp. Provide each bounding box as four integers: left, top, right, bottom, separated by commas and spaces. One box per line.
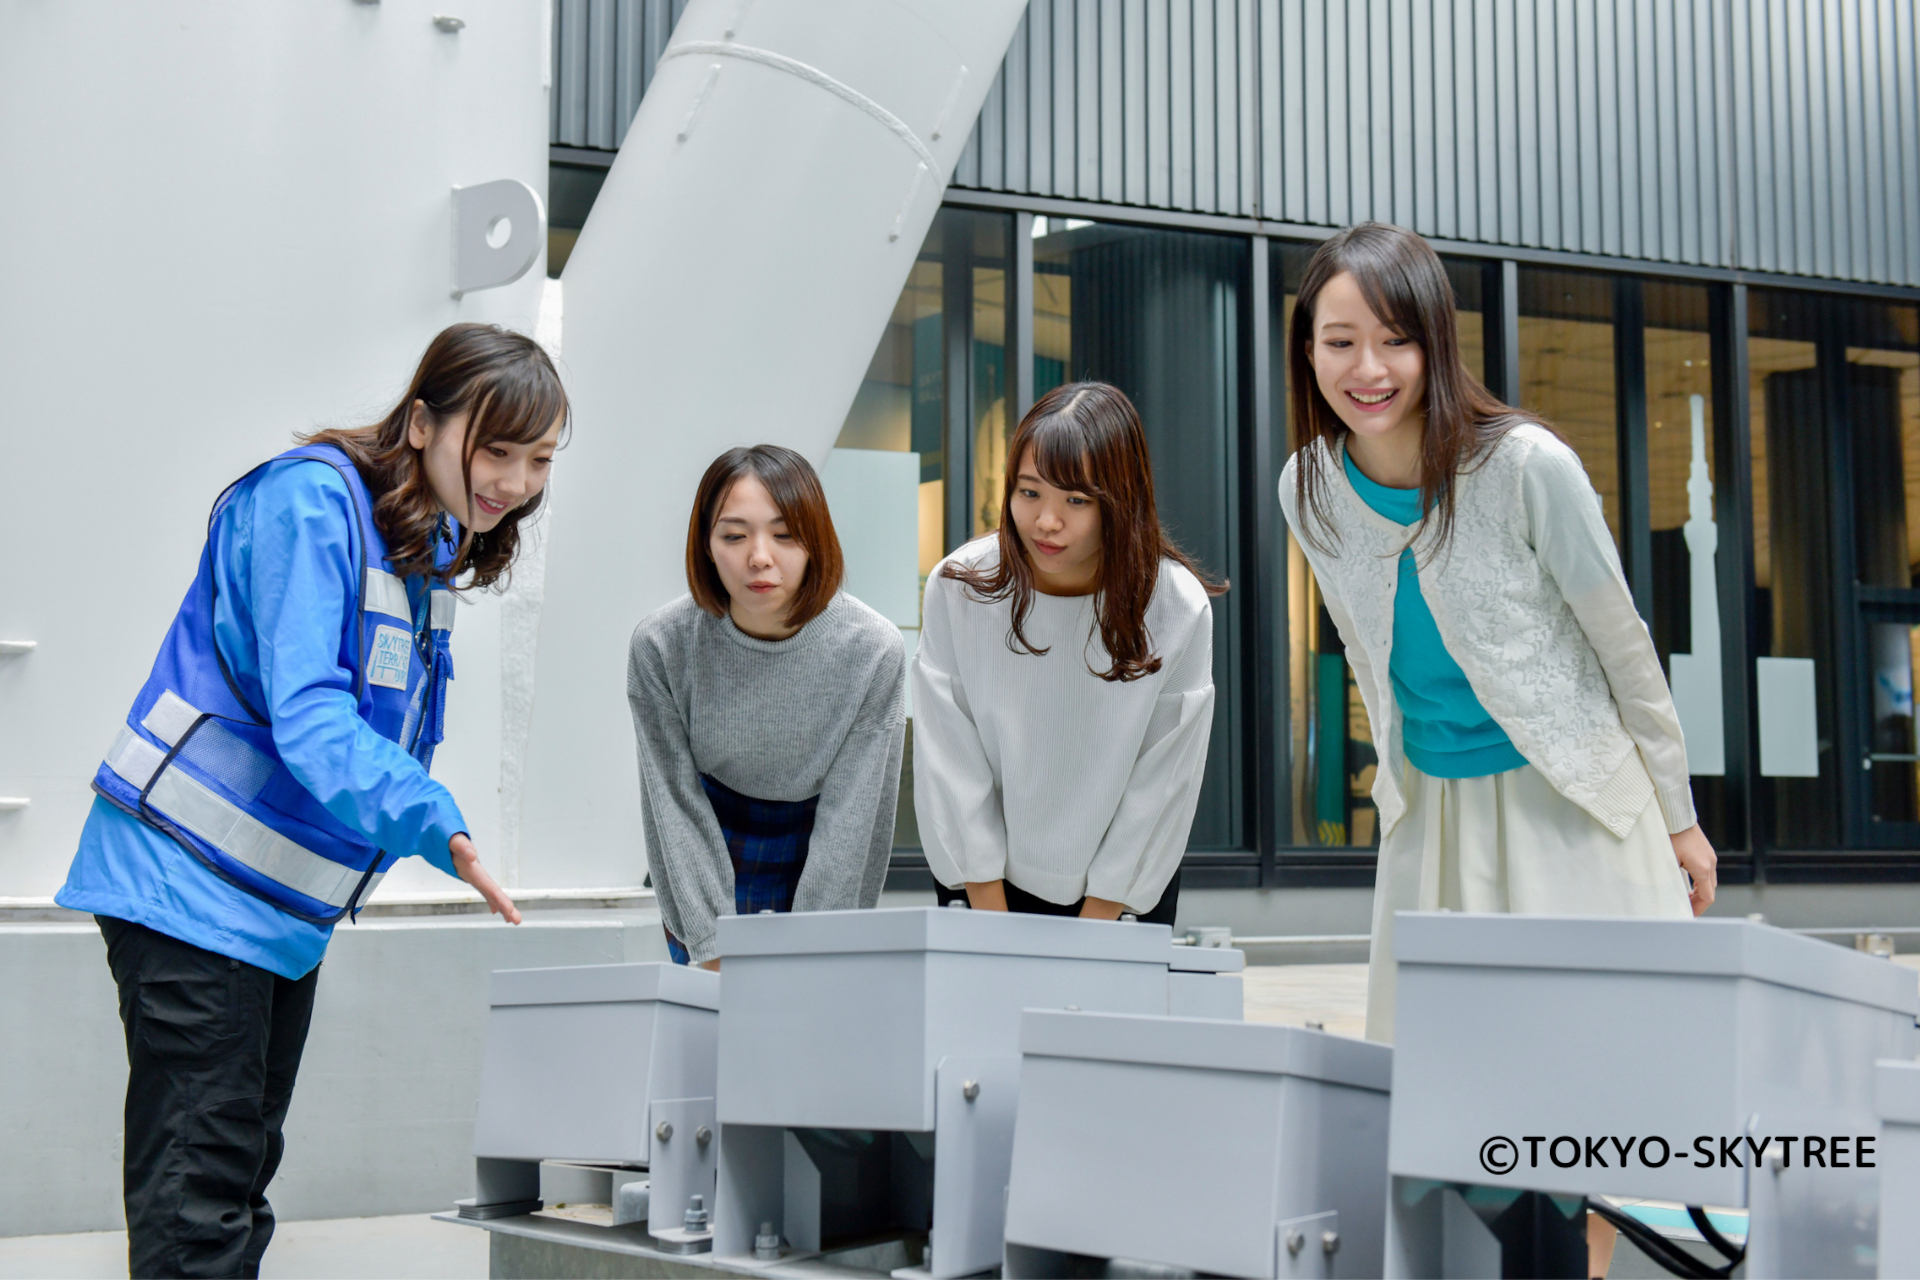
711, 906, 1172, 1278
1168, 942, 1246, 1019
1004, 1010, 1391, 1280
1879, 1058, 1920, 1280
1384, 913, 1918, 1279
466, 962, 720, 1236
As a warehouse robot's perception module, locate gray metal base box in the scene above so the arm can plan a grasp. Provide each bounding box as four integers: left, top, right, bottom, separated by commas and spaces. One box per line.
1382, 913, 1918, 1280
1168, 943, 1245, 1019
1004, 1010, 1390, 1280
711, 907, 1172, 1279
466, 962, 720, 1249
1880, 1059, 1920, 1280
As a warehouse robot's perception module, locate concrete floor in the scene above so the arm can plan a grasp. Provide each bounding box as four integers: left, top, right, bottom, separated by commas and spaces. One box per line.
0, 1214, 488, 1280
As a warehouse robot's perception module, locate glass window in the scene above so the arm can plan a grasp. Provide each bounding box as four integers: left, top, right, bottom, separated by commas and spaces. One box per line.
1748, 291, 1920, 847
1844, 306, 1920, 833
1747, 290, 1829, 847
1274, 244, 1487, 849
1519, 268, 1620, 544
829, 208, 1010, 852
1639, 281, 1727, 845
1034, 219, 1251, 851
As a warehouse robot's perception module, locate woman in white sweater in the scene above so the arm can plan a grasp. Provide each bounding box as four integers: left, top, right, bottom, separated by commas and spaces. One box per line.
1277, 223, 1716, 1049
913, 381, 1222, 924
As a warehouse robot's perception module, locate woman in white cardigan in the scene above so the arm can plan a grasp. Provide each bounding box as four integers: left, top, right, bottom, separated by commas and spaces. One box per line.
913, 381, 1223, 924
1278, 223, 1716, 1048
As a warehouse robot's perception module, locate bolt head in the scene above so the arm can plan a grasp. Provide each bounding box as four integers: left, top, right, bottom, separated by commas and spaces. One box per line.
962, 1079, 980, 1101
1285, 1229, 1304, 1256
655, 1121, 673, 1142
695, 1125, 712, 1145
1322, 1230, 1340, 1254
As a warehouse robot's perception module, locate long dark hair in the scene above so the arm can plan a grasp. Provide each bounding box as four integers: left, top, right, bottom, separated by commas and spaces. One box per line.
943, 381, 1225, 683
1289, 222, 1533, 559
685, 445, 845, 629
303, 323, 568, 589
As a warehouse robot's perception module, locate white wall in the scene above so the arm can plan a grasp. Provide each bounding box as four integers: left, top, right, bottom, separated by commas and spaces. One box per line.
0, 1, 550, 898
0, 913, 670, 1237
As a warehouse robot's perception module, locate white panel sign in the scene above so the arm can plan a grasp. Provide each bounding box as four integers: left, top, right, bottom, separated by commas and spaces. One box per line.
1668, 653, 1725, 775
821, 447, 923, 629
1756, 657, 1821, 777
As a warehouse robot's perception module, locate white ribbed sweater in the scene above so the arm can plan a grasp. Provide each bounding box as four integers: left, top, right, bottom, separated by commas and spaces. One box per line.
910, 538, 1216, 911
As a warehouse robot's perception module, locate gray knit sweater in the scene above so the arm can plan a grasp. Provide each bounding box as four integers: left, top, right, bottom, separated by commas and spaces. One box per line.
626, 591, 907, 962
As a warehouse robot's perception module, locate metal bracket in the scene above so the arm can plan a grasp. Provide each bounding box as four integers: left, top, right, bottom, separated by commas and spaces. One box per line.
926, 1055, 1021, 1280
1277, 1209, 1339, 1278
451, 179, 544, 298
648, 1096, 717, 1253
456, 1156, 541, 1220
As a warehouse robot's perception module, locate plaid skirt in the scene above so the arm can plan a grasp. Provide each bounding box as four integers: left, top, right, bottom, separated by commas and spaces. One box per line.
664, 773, 819, 965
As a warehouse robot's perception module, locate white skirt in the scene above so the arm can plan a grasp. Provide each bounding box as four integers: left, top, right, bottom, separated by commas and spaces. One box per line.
1364, 756, 1693, 1043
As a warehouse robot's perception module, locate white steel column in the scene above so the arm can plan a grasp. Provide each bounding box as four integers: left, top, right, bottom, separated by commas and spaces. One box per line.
519, 0, 1029, 885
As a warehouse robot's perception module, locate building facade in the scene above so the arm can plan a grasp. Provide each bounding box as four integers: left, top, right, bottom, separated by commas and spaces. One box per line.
551, 0, 1920, 888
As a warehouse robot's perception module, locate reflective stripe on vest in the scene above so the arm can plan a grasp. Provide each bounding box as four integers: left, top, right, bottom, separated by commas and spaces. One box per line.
101, 697, 387, 913
363, 568, 457, 636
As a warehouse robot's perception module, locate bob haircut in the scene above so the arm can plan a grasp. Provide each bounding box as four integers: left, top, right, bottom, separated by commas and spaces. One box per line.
303, 323, 568, 590
1288, 221, 1540, 561
685, 445, 845, 630
943, 381, 1225, 683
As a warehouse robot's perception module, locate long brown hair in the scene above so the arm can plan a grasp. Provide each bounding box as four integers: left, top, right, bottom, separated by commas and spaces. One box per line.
685, 445, 845, 630
303, 323, 567, 589
1289, 222, 1532, 559
943, 381, 1225, 683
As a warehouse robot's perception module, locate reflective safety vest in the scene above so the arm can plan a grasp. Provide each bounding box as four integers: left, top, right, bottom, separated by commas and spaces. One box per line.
92, 445, 457, 923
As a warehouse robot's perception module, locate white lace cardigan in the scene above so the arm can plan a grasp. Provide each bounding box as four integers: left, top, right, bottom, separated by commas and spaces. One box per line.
1278, 424, 1697, 841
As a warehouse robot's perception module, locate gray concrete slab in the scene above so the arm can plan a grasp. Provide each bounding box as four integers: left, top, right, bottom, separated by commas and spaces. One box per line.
0, 1213, 488, 1279
1, 913, 669, 1237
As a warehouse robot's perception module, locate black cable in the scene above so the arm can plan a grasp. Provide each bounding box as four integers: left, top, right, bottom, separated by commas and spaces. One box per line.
1686, 1205, 1747, 1269
1586, 1198, 1734, 1280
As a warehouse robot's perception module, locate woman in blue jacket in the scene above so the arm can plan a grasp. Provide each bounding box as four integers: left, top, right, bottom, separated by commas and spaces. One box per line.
56, 323, 565, 1279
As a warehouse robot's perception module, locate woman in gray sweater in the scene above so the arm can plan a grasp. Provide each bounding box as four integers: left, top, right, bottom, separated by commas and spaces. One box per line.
627, 445, 907, 967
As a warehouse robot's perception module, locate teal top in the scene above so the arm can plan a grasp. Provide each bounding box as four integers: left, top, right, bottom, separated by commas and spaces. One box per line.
1342, 451, 1529, 779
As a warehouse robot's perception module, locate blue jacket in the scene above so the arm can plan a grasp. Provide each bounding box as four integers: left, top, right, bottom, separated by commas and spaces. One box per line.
58, 453, 469, 979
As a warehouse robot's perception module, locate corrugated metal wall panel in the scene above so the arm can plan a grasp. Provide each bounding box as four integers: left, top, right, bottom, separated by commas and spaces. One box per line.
551, 0, 1920, 286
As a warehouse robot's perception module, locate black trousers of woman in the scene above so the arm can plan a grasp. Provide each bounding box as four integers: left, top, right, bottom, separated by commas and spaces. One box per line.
97, 916, 319, 1279
931, 865, 1182, 927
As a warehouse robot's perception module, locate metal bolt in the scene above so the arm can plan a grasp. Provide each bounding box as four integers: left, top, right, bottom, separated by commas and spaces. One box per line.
962, 1079, 980, 1101
1285, 1229, 1304, 1256
1304, 1019, 1325, 1031
655, 1121, 673, 1142
432, 14, 465, 30
1322, 1230, 1340, 1255
1065, 1005, 1080, 1012
684, 1193, 710, 1233
695, 1125, 712, 1146
754, 1221, 782, 1260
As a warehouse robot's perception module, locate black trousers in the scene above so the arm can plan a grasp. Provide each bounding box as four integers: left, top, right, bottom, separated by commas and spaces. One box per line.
932, 864, 1182, 927
97, 917, 320, 1279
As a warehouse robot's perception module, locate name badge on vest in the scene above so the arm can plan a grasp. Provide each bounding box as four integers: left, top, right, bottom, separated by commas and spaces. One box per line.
368, 624, 412, 690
